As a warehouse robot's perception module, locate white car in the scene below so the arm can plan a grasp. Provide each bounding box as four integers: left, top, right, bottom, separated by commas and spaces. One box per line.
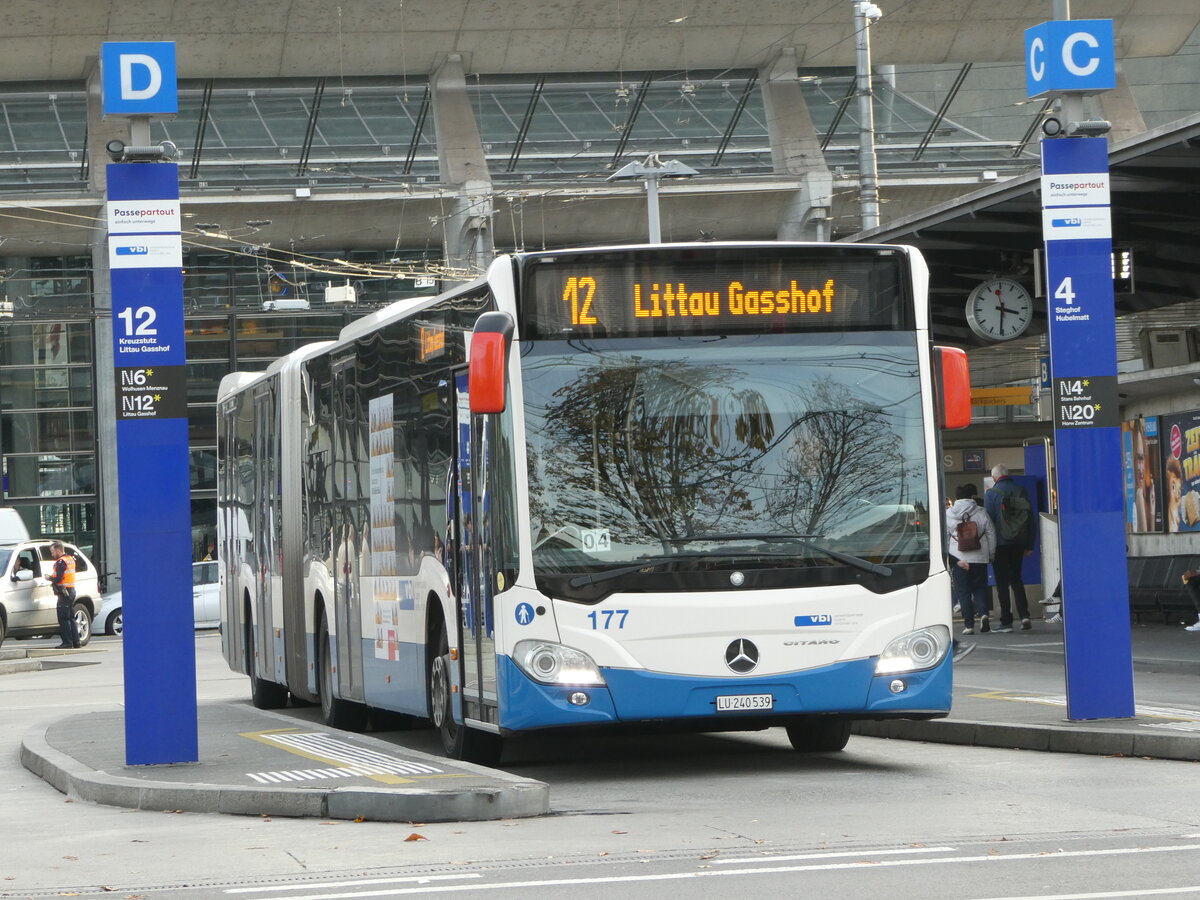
93, 561, 222, 636
0, 538, 102, 648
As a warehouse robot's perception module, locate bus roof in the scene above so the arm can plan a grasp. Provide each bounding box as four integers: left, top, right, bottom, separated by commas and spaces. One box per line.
217, 340, 337, 404
217, 370, 267, 405
336, 294, 443, 344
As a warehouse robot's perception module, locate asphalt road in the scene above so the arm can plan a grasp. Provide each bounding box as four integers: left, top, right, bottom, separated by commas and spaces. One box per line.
3, 634, 1199, 900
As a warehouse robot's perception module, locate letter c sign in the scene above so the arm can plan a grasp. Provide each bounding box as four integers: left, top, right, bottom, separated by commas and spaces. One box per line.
1024, 20, 1115, 98
101, 42, 178, 116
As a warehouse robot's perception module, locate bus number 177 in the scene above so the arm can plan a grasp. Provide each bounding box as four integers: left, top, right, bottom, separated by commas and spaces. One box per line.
587, 609, 629, 630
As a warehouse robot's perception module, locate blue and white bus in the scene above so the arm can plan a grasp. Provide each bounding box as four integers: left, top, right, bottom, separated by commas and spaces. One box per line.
217, 242, 971, 763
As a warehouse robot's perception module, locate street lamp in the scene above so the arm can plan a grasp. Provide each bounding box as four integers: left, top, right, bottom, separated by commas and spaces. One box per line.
855, 0, 883, 231
606, 152, 699, 243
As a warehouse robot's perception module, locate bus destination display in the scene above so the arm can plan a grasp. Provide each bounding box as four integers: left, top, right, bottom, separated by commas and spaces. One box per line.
522, 248, 909, 338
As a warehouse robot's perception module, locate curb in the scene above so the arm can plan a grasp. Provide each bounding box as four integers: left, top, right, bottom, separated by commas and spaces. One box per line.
0, 659, 42, 676
852, 718, 1200, 762
21, 718, 550, 822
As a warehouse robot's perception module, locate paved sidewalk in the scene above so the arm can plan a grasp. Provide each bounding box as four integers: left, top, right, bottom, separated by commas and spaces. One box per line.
21, 700, 548, 822
854, 620, 1200, 761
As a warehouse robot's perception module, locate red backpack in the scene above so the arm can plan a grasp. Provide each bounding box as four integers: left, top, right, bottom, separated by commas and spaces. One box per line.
955, 517, 981, 552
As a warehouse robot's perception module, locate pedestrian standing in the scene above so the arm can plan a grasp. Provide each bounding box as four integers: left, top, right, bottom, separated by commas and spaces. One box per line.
1182, 569, 1200, 632
947, 483, 996, 635
48, 540, 80, 649
985, 463, 1035, 632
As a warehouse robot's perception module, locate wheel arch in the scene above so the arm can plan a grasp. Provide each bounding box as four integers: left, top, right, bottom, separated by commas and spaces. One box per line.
74, 594, 98, 618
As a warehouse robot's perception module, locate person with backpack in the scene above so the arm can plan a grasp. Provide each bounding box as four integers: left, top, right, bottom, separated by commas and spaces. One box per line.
985, 463, 1035, 632
947, 483, 996, 635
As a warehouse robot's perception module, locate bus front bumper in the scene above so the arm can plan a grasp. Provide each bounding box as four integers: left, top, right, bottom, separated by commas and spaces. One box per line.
496, 653, 952, 732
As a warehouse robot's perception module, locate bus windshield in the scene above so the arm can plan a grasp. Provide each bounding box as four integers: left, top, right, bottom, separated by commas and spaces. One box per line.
521, 332, 930, 600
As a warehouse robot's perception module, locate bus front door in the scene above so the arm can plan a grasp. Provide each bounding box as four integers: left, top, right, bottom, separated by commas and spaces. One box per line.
252, 388, 277, 681
454, 374, 499, 731
331, 359, 364, 701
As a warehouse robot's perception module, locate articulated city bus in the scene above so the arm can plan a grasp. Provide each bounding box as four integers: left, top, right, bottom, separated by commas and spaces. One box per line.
217, 242, 971, 764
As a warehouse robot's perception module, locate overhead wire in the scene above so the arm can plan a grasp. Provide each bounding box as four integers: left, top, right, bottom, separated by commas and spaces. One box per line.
0, 202, 475, 281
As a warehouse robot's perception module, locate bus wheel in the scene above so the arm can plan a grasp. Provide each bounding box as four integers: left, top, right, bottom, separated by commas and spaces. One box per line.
785, 718, 852, 752
429, 627, 502, 766
246, 622, 288, 710
318, 620, 368, 731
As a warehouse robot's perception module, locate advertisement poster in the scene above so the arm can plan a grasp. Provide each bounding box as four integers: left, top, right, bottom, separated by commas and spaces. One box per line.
368, 394, 399, 659
1161, 409, 1200, 533
1122, 417, 1162, 533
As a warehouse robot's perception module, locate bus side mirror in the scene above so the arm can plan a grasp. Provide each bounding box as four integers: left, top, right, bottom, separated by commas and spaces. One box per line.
933, 346, 971, 430
469, 312, 516, 414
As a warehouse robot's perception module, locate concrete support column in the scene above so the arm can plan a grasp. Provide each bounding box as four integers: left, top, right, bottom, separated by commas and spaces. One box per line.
429, 54, 494, 279
759, 48, 833, 241
779, 171, 834, 243
86, 60, 134, 590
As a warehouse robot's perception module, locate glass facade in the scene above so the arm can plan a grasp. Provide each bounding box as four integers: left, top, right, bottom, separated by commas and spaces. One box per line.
0, 248, 440, 582
0, 255, 97, 555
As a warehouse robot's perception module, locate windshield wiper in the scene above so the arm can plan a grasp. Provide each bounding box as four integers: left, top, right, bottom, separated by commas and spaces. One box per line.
566, 534, 892, 588
662, 533, 892, 577
567, 553, 710, 588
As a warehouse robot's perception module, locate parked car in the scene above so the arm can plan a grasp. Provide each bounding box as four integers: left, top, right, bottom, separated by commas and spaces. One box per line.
0, 531, 101, 648
93, 561, 222, 637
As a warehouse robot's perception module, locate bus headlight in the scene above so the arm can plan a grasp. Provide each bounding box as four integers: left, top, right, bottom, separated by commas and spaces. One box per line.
875, 625, 951, 675
514, 640, 606, 686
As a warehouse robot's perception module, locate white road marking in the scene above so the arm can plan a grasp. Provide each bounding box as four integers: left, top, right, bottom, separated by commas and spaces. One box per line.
974, 889, 1200, 899
243, 732, 445, 782
262, 732, 445, 775
247, 768, 354, 784
239, 843, 1200, 899
226, 875, 482, 894
711, 845, 956, 864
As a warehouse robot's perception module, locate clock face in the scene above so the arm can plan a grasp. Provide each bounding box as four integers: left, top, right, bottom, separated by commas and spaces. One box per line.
966, 278, 1034, 341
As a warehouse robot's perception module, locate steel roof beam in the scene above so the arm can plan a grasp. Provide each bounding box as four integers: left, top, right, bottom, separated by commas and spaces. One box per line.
506, 75, 545, 173
713, 73, 757, 167
610, 74, 651, 166
296, 77, 326, 177
403, 87, 430, 175
189, 80, 214, 180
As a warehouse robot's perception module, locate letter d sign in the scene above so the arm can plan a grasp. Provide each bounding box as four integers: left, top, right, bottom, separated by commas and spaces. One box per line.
101, 42, 178, 116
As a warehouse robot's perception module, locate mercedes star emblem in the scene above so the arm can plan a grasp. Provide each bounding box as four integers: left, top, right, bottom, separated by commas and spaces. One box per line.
724, 638, 760, 674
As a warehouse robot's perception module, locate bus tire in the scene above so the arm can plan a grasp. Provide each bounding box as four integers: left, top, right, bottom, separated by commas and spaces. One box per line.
246, 619, 288, 710
318, 620, 368, 731
429, 625, 502, 766
785, 718, 852, 752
